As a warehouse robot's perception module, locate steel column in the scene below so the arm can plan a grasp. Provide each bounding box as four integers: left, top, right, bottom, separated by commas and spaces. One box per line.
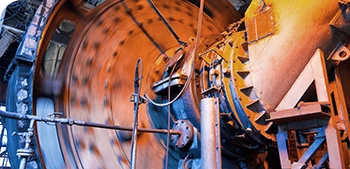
276, 127, 291, 169
325, 121, 346, 169
200, 98, 221, 169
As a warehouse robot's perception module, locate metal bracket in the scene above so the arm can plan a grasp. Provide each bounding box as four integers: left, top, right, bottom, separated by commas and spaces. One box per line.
152, 73, 187, 94
328, 41, 350, 64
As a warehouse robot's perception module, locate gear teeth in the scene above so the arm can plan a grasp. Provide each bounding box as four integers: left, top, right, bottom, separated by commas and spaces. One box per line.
254, 110, 268, 122
241, 42, 248, 52
239, 85, 253, 97
237, 56, 249, 64
264, 122, 274, 133
246, 99, 259, 109
236, 70, 250, 79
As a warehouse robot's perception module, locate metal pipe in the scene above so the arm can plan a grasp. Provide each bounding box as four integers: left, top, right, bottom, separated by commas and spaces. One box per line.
0, 110, 181, 135
200, 98, 221, 169
19, 119, 34, 169
130, 59, 142, 169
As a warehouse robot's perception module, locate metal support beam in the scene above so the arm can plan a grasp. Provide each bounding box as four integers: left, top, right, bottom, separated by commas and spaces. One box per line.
314, 152, 328, 169
294, 128, 325, 167
0, 30, 16, 59
276, 128, 291, 169
200, 98, 221, 169
325, 120, 346, 168
276, 49, 329, 111
0, 7, 6, 34
271, 49, 348, 169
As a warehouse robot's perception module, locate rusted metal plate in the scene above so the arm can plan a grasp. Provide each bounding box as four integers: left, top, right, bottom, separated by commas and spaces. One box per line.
245, 6, 274, 43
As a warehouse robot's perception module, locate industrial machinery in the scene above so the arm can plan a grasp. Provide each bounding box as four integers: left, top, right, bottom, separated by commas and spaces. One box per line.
1, 0, 350, 168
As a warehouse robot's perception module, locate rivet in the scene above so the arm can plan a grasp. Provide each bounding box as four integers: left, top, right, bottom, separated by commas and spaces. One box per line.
82, 77, 88, 85
113, 51, 118, 57
94, 42, 100, 49
81, 99, 87, 106
86, 58, 93, 66
119, 40, 125, 45
97, 20, 103, 27
136, 4, 143, 10
102, 27, 110, 34
113, 17, 120, 23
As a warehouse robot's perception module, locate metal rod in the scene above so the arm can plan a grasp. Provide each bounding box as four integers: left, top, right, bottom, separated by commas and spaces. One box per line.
0, 122, 5, 149
0, 110, 181, 135
130, 59, 143, 169
165, 62, 177, 169
19, 119, 35, 169
194, 0, 205, 55
147, 0, 186, 46
314, 152, 328, 169
200, 98, 220, 169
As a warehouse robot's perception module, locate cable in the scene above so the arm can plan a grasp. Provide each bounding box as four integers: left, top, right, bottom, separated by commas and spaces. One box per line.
142, 0, 205, 107
165, 62, 177, 169
165, 2, 205, 168
142, 57, 194, 107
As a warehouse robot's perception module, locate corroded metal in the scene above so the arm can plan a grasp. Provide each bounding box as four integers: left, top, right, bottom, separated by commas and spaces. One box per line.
31, 0, 240, 168
4, 0, 350, 168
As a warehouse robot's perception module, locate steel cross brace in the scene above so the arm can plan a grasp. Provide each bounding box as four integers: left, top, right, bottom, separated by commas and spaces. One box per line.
291, 128, 326, 169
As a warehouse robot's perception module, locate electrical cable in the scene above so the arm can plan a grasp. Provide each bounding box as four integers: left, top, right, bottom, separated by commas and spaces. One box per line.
165, 62, 177, 169
142, 0, 205, 107
142, 58, 194, 107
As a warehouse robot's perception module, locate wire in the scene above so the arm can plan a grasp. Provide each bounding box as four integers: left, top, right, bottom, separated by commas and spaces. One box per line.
142, 0, 205, 107
142, 57, 194, 107
165, 62, 177, 169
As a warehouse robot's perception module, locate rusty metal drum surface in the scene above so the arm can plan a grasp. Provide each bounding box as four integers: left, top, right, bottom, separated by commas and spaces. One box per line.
32, 0, 240, 168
